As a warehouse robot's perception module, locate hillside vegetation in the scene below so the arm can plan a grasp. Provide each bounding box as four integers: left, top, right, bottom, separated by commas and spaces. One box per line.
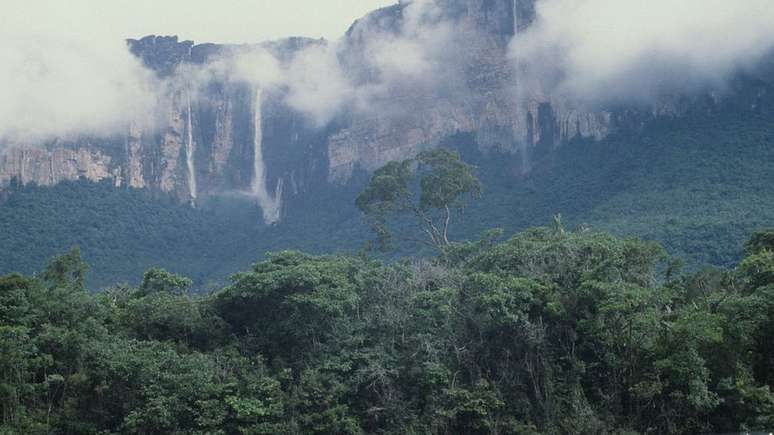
2, 226, 774, 433
2, 94, 774, 288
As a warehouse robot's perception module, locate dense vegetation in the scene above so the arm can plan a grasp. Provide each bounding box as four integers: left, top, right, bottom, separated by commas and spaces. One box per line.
3, 223, 774, 433
0, 179, 368, 289
454, 94, 774, 268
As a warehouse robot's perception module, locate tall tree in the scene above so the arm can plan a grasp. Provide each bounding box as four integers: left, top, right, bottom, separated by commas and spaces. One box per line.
356, 149, 481, 250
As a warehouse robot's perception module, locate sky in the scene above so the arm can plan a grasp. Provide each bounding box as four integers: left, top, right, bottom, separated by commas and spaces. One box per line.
1, 0, 396, 43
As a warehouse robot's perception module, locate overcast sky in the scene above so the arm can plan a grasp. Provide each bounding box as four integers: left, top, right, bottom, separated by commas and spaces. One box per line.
2, 0, 396, 43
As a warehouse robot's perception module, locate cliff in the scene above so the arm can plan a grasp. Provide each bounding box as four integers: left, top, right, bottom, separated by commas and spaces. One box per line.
0, 35, 325, 223
327, 0, 610, 180
0, 0, 769, 224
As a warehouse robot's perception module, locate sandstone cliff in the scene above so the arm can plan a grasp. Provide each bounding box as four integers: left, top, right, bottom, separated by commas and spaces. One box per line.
0, 0, 764, 224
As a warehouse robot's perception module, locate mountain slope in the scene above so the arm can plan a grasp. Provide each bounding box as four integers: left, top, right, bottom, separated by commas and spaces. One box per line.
2, 87, 773, 288
456, 97, 774, 267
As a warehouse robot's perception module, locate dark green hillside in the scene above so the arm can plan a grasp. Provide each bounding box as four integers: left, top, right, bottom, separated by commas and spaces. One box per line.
456, 100, 774, 267
0, 180, 258, 289
0, 180, 367, 290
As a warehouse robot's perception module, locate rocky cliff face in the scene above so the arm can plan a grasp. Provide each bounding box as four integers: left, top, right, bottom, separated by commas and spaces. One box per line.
0, 145, 119, 188
0, 35, 324, 223
0, 0, 764, 223
328, 0, 611, 180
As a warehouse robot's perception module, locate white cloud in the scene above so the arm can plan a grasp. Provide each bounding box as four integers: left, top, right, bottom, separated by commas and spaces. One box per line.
0, 31, 157, 142
511, 0, 774, 102
284, 43, 355, 126
5, 0, 773, 144
0, 0, 395, 143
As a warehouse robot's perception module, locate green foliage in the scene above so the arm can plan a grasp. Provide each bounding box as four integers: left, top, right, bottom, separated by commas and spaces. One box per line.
140, 268, 193, 296
417, 149, 482, 211
452, 97, 774, 269
3, 220, 774, 433
744, 229, 774, 256
357, 149, 482, 250
40, 247, 87, 291
0, 179, 370, 290
213, 251, 364, 366
3, 66, 774, 435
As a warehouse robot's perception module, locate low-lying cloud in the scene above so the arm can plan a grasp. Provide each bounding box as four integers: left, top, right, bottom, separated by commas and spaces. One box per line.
366, 1, 456, 86
0, 31, 158, 142
189, 0, 459, 126
511, 0, 774, 103
283, 43, 355, 126
4, 0, 774, 145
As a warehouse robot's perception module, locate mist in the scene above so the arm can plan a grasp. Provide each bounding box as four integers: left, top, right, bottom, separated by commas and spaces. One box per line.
0, 32, 158, 143
359, 0, 459, 95
5, 0, 774, 145
0, 0, 391, 144
187, 0, 458, 127
511, 0, 774, 103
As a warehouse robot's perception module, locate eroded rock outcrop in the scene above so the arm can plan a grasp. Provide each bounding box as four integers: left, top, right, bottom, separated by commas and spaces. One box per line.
0, 35, 319, 223
327, 0, 612, 180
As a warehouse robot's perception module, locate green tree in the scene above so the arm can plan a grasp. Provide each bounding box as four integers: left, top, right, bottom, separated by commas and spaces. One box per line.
7, 225, 774, 434
356, 149, 481, 250
139, 267, 193, 296
212, 252, 363, 366
40, 247, 87, 291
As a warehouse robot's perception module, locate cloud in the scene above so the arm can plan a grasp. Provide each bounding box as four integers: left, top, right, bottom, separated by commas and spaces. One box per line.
189, 0, 459, 127
0, 0, 470, 145
283, 43, 356, 126
511, 0, 774, 103
9, 0, 772, 147
184, 41, 353, 127
371, 37, 434, 80
336, 0, 462, 116
181, 45, 283, 93
0, 0, 393, 144
0, 32, 158, 143
184, 0, 774, 121
369, 0, 453, 83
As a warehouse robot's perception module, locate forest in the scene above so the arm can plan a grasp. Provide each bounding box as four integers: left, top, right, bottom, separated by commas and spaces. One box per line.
2, 149, 774, 434
2, 179, 774, 433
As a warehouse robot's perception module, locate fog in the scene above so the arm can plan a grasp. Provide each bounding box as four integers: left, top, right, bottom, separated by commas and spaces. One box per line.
510, 0, 774, 103
0, 0, 391, 142
3, 0, 774, 143
0, 29, 158, 142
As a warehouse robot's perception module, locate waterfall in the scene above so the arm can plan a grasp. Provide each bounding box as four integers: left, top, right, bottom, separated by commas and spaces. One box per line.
251, 87, 283, 224
49, 155, 55, 185
511, 0, 523, 71
186, 90, 197, 206
19, 149, 26, 184
513, 0, 519, 36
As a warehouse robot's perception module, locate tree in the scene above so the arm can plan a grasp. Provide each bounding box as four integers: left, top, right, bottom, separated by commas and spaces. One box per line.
40, 247, 87, 291
744, 229, 774, 257
356, 149, 481, 250
212, 252, 363, 366
139, 267, 192, 296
